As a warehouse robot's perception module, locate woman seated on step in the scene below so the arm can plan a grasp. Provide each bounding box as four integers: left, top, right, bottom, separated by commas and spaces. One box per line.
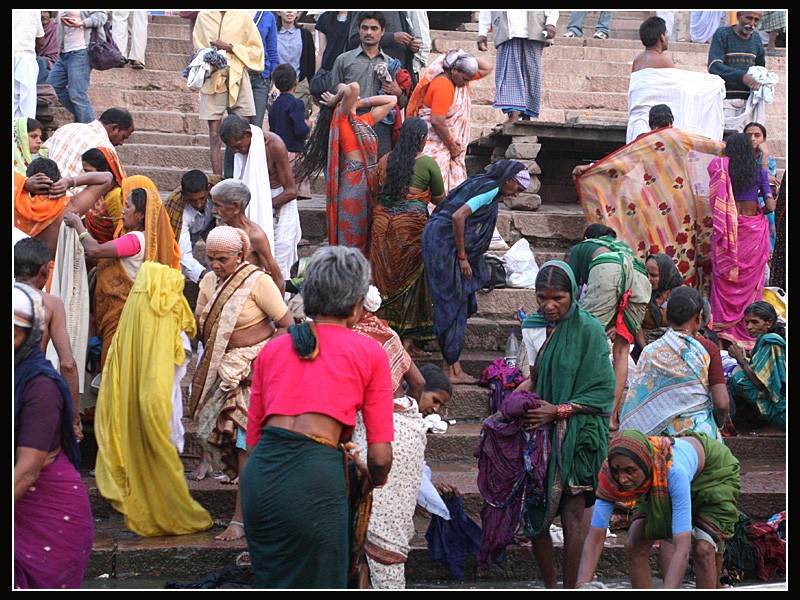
576, 430, 741, 589
726, 301, 786, 431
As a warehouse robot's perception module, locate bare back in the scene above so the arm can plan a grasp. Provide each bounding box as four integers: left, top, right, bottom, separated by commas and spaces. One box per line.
632, 49, 677, 72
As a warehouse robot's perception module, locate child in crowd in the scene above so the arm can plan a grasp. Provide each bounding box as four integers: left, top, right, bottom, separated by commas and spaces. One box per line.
268, 63, 311, 155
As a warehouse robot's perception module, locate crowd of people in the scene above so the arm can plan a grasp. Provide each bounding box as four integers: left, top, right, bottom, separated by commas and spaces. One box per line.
13, 9, 785, 591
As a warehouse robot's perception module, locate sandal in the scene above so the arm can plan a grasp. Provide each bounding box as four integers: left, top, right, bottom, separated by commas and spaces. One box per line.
130, 60, 145, 69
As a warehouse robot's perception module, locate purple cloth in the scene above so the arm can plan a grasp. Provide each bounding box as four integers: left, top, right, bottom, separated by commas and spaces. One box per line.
480, 358, 525, 414
14, 452, 94, 589
474, 390, 546, 570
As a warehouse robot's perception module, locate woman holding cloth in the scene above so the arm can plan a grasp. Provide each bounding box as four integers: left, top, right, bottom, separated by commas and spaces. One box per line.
189, 225, 294, 542
708, 132, 774, 350
515, 261, 615, 588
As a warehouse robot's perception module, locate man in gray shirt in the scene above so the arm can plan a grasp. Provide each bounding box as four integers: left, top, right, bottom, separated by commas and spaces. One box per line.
330, 11, 417, 158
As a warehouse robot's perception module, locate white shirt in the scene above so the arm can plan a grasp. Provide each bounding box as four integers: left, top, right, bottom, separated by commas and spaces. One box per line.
11, 10, 44, 58
178, 203, 213, 283
478, 10, 560, 38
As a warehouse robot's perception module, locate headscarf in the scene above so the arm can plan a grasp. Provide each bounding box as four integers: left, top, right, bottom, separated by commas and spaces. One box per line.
116, 176, 181, 269
442, 48, 478, 78
13, 117, 46, 176
596, 430, 674, 538
205, 225, 251, 258
13, 282, 81, 469
513, 168, 530, 190
646, 252, 685, 326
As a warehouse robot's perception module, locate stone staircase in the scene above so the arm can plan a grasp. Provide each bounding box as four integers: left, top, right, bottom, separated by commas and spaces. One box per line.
70, 12, 786, 588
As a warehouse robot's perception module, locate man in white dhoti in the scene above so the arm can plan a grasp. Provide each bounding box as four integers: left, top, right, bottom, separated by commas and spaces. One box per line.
264, 131, 303, 296
219, 114, 275, 252
628, 16, 725, 143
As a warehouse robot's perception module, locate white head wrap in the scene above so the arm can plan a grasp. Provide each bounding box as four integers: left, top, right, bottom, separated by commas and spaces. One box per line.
14, 285, 33, 328
363, 285, 382, 313
442, 48, 478, 78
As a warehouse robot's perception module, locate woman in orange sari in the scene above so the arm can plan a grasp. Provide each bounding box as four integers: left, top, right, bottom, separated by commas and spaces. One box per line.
81, 147, 127, 244
294, 81, 396, 251
407, 49, 493, 193
63, 175, 179, 371
368, 116, 446, 357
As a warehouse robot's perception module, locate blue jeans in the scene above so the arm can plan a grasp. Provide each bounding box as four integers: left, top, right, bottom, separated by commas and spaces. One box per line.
566, 11, 612, 37
47, 48, 95, 123
224, 73, 271, 179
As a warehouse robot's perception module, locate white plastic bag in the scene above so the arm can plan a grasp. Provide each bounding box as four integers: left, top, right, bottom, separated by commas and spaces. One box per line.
503, 238, 539, 289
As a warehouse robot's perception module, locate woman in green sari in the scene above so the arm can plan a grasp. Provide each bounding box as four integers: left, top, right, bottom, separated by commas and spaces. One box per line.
727, 301, 786, 429
13, 117, 47, 176
517, 260, 615, 588
576, 430, 741, 589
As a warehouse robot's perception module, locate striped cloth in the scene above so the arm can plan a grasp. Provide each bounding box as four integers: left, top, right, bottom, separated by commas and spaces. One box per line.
40, 120, 116, 185
493, 37, 544, 118
760, 11, 786, 33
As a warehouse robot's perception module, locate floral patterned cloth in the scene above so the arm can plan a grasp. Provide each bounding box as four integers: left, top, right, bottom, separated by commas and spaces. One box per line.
577, 127, 725, 296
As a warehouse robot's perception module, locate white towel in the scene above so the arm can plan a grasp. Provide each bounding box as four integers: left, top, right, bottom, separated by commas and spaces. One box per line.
627, 68, 726, 143
47, 222, 90, 395
234, 124, 274, 251
748, 65, 779, 105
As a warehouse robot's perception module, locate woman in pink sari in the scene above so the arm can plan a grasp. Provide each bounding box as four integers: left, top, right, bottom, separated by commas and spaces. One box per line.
407, 49, 493, 193
708, 132, 775, 350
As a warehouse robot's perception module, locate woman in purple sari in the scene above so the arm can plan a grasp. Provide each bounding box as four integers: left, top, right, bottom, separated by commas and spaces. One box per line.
708, 132, 775, 351
14, 282, 93, 589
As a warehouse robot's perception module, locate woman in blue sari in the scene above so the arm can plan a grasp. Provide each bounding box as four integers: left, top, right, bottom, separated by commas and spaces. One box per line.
422, 159, 529, 384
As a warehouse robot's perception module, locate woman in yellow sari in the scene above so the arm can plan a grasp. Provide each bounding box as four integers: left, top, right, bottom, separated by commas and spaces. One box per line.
64, 186, 210, 537
63, 176, 179, 372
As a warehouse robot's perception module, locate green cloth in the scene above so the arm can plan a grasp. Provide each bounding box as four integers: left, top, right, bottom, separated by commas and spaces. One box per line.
728, 332, 786, 428
634, 431, 741, 542
521, 260, 615, 536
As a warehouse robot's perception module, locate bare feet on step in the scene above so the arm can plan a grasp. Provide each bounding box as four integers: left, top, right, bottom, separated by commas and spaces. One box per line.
446, 362, 478, 385
188, 460, 215, 481
215, 520, 245, 541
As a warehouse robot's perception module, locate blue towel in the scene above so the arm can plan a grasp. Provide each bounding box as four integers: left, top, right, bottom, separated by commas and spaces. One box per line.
425, 495, 482, 581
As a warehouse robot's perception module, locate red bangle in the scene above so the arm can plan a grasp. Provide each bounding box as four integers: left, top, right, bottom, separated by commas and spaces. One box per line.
457, 254, 467, 260
556, 403, 573, 420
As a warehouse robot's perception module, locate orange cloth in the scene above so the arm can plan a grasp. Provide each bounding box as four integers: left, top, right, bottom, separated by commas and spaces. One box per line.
13, 171, 70, 237
336, 112, 375, 155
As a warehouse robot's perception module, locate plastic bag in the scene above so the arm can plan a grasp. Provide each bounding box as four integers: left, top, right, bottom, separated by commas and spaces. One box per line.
502, 238, 539, 289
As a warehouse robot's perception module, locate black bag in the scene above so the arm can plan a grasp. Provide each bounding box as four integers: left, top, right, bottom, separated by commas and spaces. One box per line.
309, 68, 333, 99
481, 255, 508, 292
87, 22, 123, 71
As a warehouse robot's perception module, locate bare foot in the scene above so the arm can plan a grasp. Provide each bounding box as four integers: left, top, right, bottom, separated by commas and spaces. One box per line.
220, 475, 239, 485
449, 372, 478, 385
188, 460, 215, 481
403, 340, 432, 358
215, 521, 245, 541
